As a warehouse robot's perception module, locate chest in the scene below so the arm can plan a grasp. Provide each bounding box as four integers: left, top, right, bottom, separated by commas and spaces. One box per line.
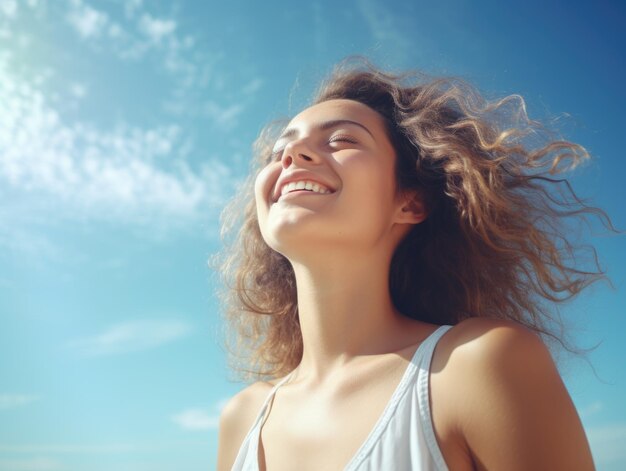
259, 377, 402, 471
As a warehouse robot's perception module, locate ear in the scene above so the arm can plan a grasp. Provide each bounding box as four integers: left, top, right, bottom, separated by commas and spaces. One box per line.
394, 191, 428, 225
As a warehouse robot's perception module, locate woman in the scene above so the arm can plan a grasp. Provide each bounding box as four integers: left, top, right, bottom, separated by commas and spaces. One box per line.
216, 61, 606, 470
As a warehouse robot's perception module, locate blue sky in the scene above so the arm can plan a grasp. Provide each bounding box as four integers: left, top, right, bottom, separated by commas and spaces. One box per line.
0, 1, 624, 470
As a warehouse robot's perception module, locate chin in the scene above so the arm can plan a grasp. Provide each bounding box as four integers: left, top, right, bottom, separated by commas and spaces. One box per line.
265, 227, 362, 264
262, 222, 309, 256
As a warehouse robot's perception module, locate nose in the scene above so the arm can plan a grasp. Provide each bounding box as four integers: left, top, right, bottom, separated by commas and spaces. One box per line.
281, 139, 319, 169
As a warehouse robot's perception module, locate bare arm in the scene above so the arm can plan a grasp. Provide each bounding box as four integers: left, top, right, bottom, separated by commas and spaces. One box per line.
451, 320, 595, 470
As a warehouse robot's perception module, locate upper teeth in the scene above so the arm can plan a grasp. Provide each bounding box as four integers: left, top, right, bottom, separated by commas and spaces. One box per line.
280, 180, 332, 196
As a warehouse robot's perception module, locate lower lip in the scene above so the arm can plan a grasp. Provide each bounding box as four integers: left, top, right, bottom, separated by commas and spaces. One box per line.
276, 190, 332, 202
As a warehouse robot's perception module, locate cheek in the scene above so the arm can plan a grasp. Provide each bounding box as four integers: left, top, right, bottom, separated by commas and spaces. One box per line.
254, 165, 281, 238
336, 160, 399, 234
254, 165, 279, 203
342, 156, 397, 203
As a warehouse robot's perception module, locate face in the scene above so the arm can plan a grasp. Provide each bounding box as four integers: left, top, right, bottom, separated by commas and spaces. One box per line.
254, 99, 413, 257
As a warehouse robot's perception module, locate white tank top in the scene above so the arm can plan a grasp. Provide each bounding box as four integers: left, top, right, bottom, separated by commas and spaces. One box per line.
231, 325, 452, 471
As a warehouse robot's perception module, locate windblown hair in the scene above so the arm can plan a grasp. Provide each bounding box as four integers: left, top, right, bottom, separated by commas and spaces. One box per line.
217, 60, 613, 380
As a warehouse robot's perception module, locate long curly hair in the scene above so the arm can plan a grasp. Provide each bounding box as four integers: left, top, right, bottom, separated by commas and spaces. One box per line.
217, 60, 613, 381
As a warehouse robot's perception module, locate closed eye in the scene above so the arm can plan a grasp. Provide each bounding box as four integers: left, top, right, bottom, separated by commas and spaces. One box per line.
328, 135, 358, 144
267, 134, 358, 163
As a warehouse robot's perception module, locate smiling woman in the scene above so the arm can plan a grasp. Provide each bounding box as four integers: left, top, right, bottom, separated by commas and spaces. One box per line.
255, 99, 407, 260
215, 60, 612, 470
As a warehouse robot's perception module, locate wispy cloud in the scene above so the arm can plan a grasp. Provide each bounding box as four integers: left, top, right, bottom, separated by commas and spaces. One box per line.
0, 0, 255, 252
202, 101, 245, 131
0, 0, 18, 19
64, 1, 195, 76
66, 0, 109, 39
138, 13, 176, 44
172, 408, 219, 431
171, 399, 228, 431
356, 0, 410, 59
242, 78, 264, 95
67, 319, 191, 356
0, 394, 39, 410
0, 51, 233, 230
123, 0, 143, 20
586, 423, 626, 466
0, 216, 65, 260
68, 82, 87, 99
66, 2, 249, 126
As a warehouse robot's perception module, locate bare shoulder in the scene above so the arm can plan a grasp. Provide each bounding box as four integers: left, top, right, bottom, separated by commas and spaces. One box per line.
432, 318, 594, 471
433, 317, 560, 415
216, 379, 277, 471
435, 317, 547, 366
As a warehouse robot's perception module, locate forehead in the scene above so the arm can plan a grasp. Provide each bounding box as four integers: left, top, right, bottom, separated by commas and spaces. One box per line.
287, 99, 387, 134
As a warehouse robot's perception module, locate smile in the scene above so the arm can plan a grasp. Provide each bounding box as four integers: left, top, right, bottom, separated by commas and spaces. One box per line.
279, 180, 333, 198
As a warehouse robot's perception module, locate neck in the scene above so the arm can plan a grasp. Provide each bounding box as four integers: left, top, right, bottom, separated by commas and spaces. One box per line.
289, 245, 418, 384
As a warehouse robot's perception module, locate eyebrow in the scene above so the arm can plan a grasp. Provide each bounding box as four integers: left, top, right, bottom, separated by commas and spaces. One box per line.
277, 119, 375, 141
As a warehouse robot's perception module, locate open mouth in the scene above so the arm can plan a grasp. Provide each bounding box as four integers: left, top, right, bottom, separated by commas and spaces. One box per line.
275, 180, 335, 201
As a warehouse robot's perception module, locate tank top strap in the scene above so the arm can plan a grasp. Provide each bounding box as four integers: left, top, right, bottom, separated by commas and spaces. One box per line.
416, 324, 453, 471
345, 324, 453, 470
239, 371, 295, 465
255, 371, 295, 427
418, 325, 452, 365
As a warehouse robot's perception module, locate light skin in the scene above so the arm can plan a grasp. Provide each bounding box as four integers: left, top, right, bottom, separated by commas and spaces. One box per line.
217, 99, 595, 470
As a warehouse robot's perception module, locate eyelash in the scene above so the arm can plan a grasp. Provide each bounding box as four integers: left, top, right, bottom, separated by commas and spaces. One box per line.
269, 135, 358, 161
328, 135, 358, 144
